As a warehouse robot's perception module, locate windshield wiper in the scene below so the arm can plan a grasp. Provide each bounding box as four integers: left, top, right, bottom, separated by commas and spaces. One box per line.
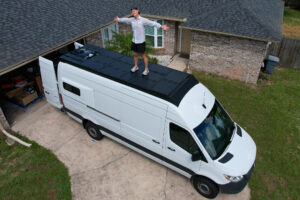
229, 124, 236, 141
215, 126, 235, 159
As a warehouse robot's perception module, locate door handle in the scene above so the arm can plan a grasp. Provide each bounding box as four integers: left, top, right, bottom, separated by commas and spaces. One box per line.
152, 139, 160, 144
45, 91, 50, 94
168, 147, 175, 152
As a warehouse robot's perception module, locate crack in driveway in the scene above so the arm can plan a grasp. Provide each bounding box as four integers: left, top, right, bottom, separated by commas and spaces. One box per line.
70, 150, 132, 176
163, 169, 168, 200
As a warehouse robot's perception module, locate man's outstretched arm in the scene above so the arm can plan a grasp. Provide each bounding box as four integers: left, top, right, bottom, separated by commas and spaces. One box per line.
114, 16, 131, 24
143, 18, 170, 30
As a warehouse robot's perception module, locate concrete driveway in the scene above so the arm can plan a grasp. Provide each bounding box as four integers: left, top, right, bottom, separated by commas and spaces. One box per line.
12, 100, 250, 200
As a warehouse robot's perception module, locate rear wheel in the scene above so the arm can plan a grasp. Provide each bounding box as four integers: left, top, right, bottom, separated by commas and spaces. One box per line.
85, 122, 103, 140
192, 176, 219, 199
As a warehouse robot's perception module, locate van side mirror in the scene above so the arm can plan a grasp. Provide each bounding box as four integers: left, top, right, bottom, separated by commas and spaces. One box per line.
191, 149, 203, 161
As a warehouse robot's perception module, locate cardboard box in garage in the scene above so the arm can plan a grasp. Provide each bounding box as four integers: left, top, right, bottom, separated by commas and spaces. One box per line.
15, 91, 38, 106
5, 82, 38, 106
6, 82, 33, 98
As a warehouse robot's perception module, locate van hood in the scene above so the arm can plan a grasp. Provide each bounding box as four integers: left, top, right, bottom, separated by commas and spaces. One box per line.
178, 83, 215, 129
215, 125, 256, 176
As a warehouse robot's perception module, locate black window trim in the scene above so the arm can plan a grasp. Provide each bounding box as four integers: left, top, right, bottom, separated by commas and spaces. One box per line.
169, 122, 207, 162
63, 82, 81, 96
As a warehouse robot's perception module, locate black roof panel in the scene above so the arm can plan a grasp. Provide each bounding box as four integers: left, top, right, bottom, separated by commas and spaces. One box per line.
60, 44, 198, 106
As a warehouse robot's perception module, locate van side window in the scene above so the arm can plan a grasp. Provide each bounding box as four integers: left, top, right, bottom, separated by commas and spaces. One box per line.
170, 123, 199, 154
63, 82, 80, 96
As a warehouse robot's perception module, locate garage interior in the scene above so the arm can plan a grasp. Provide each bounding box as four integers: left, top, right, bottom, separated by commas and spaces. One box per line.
0, 43, 78, 127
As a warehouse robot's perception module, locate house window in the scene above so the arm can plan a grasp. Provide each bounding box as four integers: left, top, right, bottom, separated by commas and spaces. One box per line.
145, 19, 164, 48
170, 123, 199, 154
101, 23, 119, 47
63, 82, 80, 96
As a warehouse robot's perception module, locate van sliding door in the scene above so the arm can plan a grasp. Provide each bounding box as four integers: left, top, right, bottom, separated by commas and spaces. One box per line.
39, 56, 62, 109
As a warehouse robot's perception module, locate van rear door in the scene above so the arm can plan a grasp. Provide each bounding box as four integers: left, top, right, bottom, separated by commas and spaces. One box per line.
39, 56, 62, 109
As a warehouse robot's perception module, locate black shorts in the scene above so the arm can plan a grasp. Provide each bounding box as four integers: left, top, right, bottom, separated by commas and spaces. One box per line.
131, 42, 146, 53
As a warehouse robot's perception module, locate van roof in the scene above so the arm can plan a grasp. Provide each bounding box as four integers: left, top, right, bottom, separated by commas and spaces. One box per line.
60, 44, 198, 106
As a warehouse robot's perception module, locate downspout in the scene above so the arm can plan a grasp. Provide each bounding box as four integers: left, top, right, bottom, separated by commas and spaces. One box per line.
0, 124, 31, 147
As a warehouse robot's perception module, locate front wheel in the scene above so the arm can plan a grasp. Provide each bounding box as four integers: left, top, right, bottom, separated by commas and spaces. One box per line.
192, 176, 219, 199
85, 122, 104, 140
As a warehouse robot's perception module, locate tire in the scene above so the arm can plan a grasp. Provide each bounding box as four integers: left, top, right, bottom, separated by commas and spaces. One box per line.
85, 122, 104, 140
192, 176, 219, 199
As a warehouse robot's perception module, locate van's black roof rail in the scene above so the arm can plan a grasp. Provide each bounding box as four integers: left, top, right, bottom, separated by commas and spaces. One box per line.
59, 44, 198, 106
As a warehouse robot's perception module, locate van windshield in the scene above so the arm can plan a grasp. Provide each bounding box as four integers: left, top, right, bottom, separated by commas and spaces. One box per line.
193, 100, 235, 160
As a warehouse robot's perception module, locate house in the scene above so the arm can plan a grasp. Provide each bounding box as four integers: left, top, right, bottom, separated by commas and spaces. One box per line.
0, 0, 284, 127
0, 0, 284, 82
86, 0, 284, 84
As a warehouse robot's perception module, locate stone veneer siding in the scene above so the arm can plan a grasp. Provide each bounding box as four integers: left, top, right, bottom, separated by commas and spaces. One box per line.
85, 31, 104, 48
189, 31, 267, 84
118, 22, 131, 34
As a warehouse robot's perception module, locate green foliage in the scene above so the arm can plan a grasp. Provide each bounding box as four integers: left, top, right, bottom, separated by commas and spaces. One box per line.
105, 32, 133, 56
0, 131, 71, 200
192, 67, 300, 200
283, 7, 300, 26
105, 32, 158, 64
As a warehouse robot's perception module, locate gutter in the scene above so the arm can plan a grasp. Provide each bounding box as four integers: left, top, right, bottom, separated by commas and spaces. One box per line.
141, 14, 186, 22
179, 25, 278, 43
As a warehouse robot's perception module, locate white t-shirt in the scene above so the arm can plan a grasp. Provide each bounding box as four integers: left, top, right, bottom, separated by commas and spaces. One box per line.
118, 16, 162, 44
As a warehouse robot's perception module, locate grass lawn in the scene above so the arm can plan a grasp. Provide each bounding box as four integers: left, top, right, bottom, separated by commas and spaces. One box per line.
283, 7, 300, 38
0, 132, 71, 200
193, 67, 300, 200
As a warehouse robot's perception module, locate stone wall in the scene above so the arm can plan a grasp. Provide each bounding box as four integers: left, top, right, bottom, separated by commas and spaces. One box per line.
0, 106, 10, 129
85, 31, 103, 48
189, 31, 267, 84
156, 20, 176, 56
118, 23, 131, 34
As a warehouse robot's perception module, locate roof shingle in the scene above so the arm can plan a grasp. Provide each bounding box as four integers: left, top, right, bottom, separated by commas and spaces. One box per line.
0, 0, 284, 73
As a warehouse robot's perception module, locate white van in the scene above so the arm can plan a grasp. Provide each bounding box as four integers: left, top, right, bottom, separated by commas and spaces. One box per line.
39, 43, 256, 199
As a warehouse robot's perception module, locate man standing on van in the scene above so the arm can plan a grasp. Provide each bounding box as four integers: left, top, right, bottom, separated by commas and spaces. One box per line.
114, 8, 169, 76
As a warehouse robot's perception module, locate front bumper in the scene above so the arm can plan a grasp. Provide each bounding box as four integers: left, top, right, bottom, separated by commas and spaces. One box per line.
219, 163, 255, 194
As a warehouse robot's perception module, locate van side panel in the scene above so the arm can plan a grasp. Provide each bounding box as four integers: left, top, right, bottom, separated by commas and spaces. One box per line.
58, 62, 121, 134
61, 77, 94, 107
94, 85, 121, 121
120, 88, 167, 155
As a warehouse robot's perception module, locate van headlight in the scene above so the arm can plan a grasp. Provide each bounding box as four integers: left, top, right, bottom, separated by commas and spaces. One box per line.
224, 175, 243, 182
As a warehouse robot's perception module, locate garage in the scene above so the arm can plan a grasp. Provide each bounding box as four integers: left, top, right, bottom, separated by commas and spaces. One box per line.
0, 43, 78, 128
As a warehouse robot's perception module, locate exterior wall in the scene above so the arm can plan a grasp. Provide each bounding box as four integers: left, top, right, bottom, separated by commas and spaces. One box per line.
189, 31, 267, 84
156, 20, 176, 55
0, 106, 10, 129
118, 23, 131, 34
85, 31, 104, 48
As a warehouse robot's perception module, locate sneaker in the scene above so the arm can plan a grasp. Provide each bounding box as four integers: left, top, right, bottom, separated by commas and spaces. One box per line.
142, 69, 149, 76
131, 66, 139, 72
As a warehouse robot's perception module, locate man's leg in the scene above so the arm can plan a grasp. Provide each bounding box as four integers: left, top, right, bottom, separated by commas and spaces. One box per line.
133, 51, 138, 67
142, 53, 148, 71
